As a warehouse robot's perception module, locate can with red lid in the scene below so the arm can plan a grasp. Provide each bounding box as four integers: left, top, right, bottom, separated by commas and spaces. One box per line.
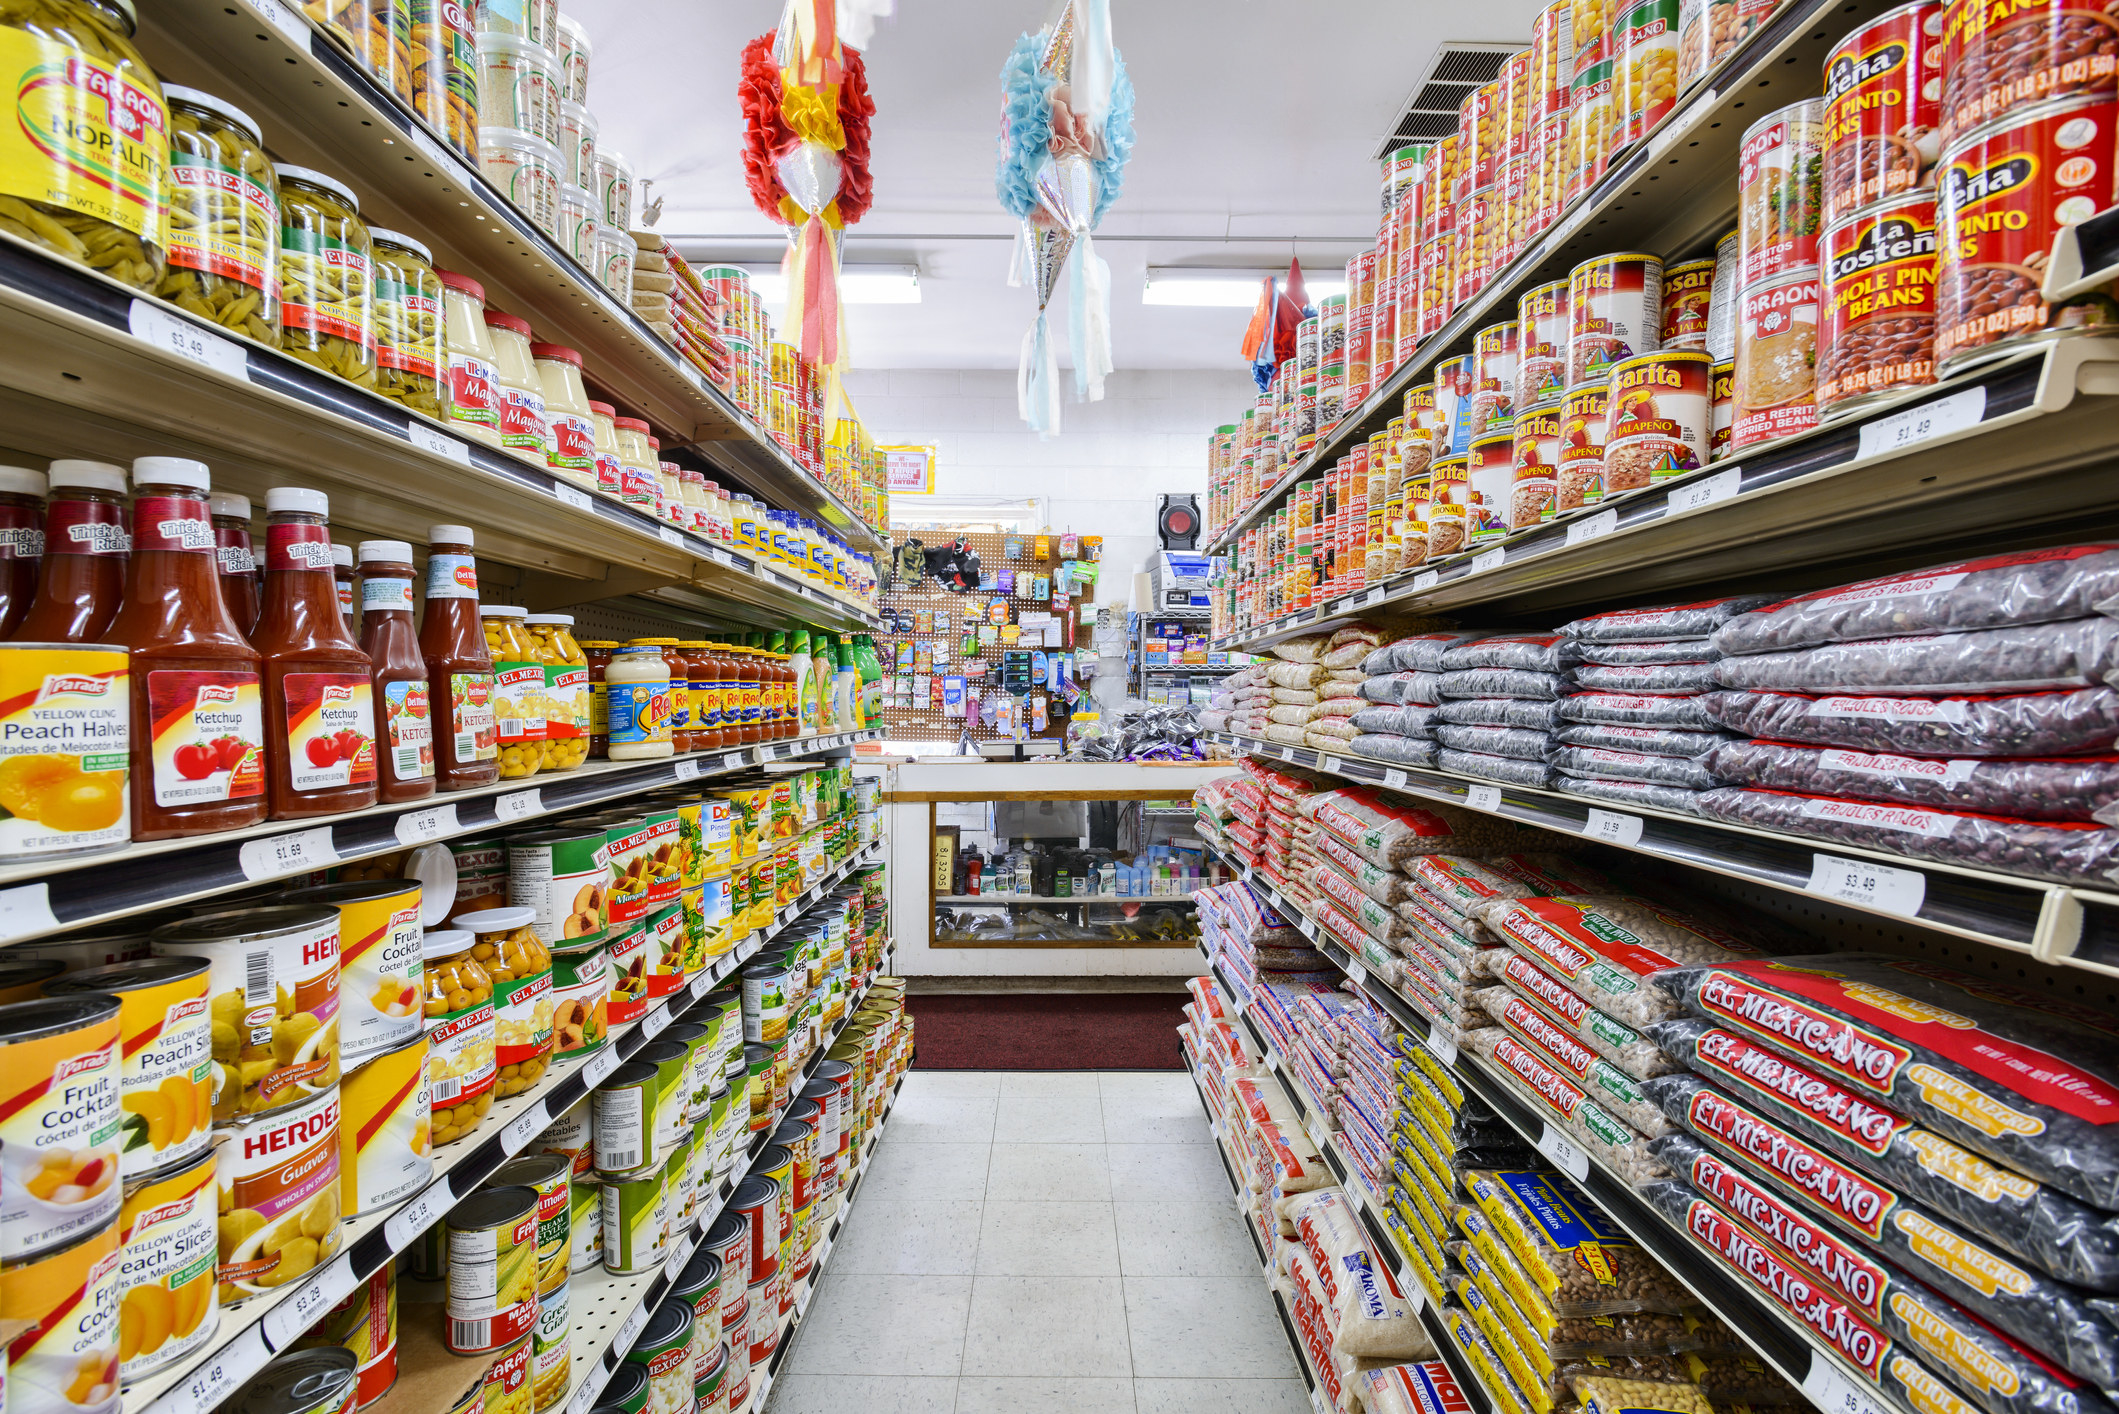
1732, 271, 1824, 450
1940, 0, 2119, 140
1935, 93, 2119, 373
1823, 1, 1945, 223
1820, 192, 1939, 411
1739, 101, 1828, 284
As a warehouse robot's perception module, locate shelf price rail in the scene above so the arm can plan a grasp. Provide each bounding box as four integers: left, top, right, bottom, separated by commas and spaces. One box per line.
1201, 729, 2116, 978
0, 731, 881, 947
133, 838, 884, 1414
1213, 340, 2119, 655
1195, 845, 1915, 1414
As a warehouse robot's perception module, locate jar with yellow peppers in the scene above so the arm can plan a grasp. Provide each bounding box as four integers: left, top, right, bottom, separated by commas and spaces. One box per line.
454, 906, 552, 1097
159, 86, 279, 344
274, 164, 377, 387
525, 613, 589, 770
423, 928, 497, 1145
482, 604, 546, 779
305, 0, 409, 101
370, 229, 442, 416
0, 0, 167, 291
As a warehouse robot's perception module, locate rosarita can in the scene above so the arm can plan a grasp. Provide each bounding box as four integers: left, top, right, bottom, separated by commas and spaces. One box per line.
1567, 254, 1663, 389
1602, 349, 1714, 488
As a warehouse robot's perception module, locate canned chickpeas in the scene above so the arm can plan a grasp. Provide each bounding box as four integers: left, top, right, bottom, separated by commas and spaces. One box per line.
454, 906, 553, 1097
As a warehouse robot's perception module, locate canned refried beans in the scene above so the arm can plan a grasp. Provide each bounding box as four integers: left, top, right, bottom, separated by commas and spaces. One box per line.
1822, 1, 1945, 224
1471, 321, 1520, 436
1821, 192, 1940, 409
1660, 258, 1717, 350
1739, 101, 1828, 283
1568, 254, 1663, 388
1940, 0, 2119, 140
1935, 93, 2119, 372
1711, 361, 1736, 457
1559, 385, 1608, 510
1602, 350, 1714, 487
1510, 401, 1564, 527
1518, 281, 1571, 406
1734, 271, 1825, 449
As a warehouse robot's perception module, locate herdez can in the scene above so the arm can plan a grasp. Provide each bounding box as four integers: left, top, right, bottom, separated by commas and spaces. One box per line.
1509, 400, 1564, 528
212, 1084, 342, 1303
1602, 349, 1714, 488
278, 879, 423, 1066
1820, 192, 1940, 410
1823, 0, 1945, 222
1935, 94, 2119, 373
1732, 270, 1824, 450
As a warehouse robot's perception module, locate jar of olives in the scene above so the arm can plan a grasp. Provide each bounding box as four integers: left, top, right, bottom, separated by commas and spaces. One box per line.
454, 906, 553, 1097
423, 927, 497, 1145
526, 613, 589, 771
482, 605, 546, 780
274, 165, 377, 387
159, 86, 279, 344
370, 228, 442, 417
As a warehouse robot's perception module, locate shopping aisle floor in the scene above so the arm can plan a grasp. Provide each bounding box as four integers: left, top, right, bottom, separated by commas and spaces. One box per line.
768, 1070, 1308, 1414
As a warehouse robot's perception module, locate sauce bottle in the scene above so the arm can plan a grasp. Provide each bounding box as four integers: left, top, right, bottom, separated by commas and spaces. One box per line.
257, 488, 378, 819
358, 539, 436, 803
209, 491, 259, 637
734, 646, 761, 745
0, 466, 45, 638
663, 639, 693, 753
110, 457, 266, 840
332, 542, 357, 637
420, 523, 499, 789
679, 640, 718, 752
580, 638, 616, 759
14, 460, 128, 644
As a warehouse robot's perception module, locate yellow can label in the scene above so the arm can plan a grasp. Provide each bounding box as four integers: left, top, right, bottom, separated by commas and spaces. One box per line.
117, 1152, 217, 1378
0, 645, 129, 858
0, 30, 167, 244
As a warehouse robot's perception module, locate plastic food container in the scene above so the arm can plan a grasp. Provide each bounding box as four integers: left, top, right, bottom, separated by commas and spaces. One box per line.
478, 126, 562, 236
160, 86, 280, 342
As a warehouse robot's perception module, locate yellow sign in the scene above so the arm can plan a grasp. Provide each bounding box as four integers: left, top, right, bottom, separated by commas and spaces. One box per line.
881, 445, 936, 495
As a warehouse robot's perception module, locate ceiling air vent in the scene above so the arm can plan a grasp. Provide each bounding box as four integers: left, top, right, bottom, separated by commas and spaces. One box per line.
1373, 42, 1523, 161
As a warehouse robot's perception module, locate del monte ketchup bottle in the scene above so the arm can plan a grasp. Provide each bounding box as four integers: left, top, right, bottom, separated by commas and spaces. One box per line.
256, 487, 378, 819
359, 540, 436, 803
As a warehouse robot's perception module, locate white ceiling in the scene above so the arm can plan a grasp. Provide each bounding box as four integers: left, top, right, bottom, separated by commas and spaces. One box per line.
563, 0, 1542, 369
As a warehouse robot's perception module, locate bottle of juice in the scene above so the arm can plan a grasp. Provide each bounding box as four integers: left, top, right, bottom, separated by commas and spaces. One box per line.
853, 633, 883, 729
786, 627, 813, 736
831, 634, 857, 732
255, 488, 378, 819
358, 539, 436, 803
14, 461, 128, 644
420, 524, 498, 789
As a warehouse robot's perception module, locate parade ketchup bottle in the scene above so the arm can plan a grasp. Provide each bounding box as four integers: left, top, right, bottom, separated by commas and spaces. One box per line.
255, 488, 378, 819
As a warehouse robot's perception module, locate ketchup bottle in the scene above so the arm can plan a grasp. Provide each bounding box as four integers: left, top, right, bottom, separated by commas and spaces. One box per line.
257, 488, 378, 819
359, 540, 436, 803
210, 492, 260, 637
0, 466, 45, 638
14, 460, 128, 644
420, 523, 499, 790
109, 457, 266, 840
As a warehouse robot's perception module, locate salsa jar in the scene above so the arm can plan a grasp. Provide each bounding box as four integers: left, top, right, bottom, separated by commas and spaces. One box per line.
371, 229, 442, 417
275, 165, 377, 388
160, 86, 279, 344
581, 639, 617, 758
1820, 191, 1940, 410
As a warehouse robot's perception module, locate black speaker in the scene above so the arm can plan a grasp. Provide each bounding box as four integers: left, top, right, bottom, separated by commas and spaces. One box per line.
1157, 494, 1199, 550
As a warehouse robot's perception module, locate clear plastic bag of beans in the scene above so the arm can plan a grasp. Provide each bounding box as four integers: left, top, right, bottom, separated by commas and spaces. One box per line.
1440, 750, 1559, 790
1554, 776, 1709, 817
1713, 617, 2119, 694
1493, 951, 1682, 1081
1440, 634, 1585, 673
1577, 639, 1719, 665
1561, 693, 1721, 729
1571, 1374, 1715, 1414
1352, 703, 1443, 737
1556, 723, 1730, 757
1562, 596, 1781, 642
1575, 663, 1720, 694
1460, 1167, 1695, 1314
1441, 668, 1576, 701
1551, 746, 1718, 789
1347, 733, 1441, 768
1701, 686, 2119, 756
1706, 738, 2119, 821
1436, 723, 1556, 762
1441, 698, 1569, 730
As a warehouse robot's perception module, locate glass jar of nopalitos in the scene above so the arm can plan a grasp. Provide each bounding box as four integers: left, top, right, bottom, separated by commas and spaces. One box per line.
159, 86, 281, 345
274, 164, 377, 387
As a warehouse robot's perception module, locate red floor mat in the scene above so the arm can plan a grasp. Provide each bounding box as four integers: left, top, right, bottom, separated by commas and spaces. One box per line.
905, 993, 1190, 1070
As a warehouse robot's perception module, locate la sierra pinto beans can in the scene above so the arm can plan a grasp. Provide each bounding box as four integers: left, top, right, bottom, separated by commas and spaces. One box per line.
1823, 1, 1946, 223
1821, 192, 1940, 409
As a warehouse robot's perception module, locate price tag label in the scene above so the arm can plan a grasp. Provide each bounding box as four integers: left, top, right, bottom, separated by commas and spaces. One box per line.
240, 827, 338, 881
1537, 1122, 1592, 1181
1296, 916, 1318, 940
1666, 466, 1741, 514
1360, 586, 1390, 606
130, 300, 253, 383
1582, 808, 1644, 846
1264, 1045, 1285, 1073
664, 1246, 687, 1280
1466, 784, 1502, 812
553, 483, 594, 512
1322, 755, 1344, 775
674, 759, 702, 782
1804, 1353, 1892, 1414
567, 1378, 601, 1414
162, 1324, 272, 1414
1383, 769, 1408, 791
407, 421, 472, 465
658, 526, 685, 549
723, 752, 748, 771
394, 803, 459, 846
1858, 386, 1986, 460
0, 882, 58, 944
494, 789, 543, 822
262, 1257, 361, 1348
244, 0, 314, 47
1565, 508, 1618, 546
1412, 570, 1440, 591
1423, 1028, 1457, 1067
613, 1303, 649, 1355
502, 1101, 549, 1152
383, 1184, 450, 1249
1345, 956, 1369, 988
1470, 547, 1507, 575
1806, 853, 1926, 918
641, 1007, 671, 1039
582, 1048, 621, 1088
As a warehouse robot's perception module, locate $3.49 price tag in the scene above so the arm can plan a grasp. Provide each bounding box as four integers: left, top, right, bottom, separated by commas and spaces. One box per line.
130, 299, 251, 383
1806, 853, 1926, 918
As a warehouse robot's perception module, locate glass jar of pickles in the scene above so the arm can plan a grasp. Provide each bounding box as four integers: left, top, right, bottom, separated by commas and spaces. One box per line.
274, 164, 377, 387
370, 229, 441, 416
159, 86, 279, 344
423, 928, 497, 1145
454, 906, 552, 1097
525, 613, 589, 771
482, 605, 546, 780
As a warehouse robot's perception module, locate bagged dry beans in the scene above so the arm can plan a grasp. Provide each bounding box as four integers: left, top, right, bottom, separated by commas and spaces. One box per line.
1452, 1271, 1563, 1400
1352, 703, 1443, 737
1437, 723, 1556, 761
1578, 639, 1721, 665
1706, 740, 2119, 822
1656, 955, 2119, 1212
1441, 748, 1558, 788
1314, 832, 1417, 903
1463, 1027, 1673, 1185
1398, 899, 1506, 979
1484, 853, 1616, 895
1552, 745, 1719, 790
1496, 952, 1679, 1082
1486, 896, 1774, 1028
1461, 1168, 1695, 1314
1310, 790, 1461, 867
1310, 862, 1417, 945
1272, 687, 1323, 706
1692, 787, 2119, 886
1562, 596, 1783, 642
1264, 724, 1308, 747
1713, 619, 2119, 695
1575, 662, 1721, 695
1446, 1305, 1544, 1414
1268, 704, 1312, 726
1442, 668, 1577, 701
1269, 661, 1330, 689
1321, 623, 1391, 669
1362, 672, 1446, 706
1701, 686, 2119, 756
1558, 723, 1730, 757
1563, 693, 1721, 729
1440, 635, 1585, 674
1571, 1375, 1717, 1414
1440, 698, 1569, 730
1712, 549, 2119, 656
1322, 680, 1368, 702
1311, 696, 1364, 719
1352, 734, 1440, 767
1474, 987, 1673, 1136
1650, 1131, 2119, 1391
1411, 855, 1541, 922
1645, 1017, 2119, 1288
1396, 631, 1493, 670
1556, 776, 1709, 816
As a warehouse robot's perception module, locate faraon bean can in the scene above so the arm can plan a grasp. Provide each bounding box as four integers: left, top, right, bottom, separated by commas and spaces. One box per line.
0, 643, 130, 861
117, 1149, 218, 1379
1733, 271, 1824, 449
1568, 254, 1663, 388
1936, 94, 2119, 372
1822, 1, 1944, 223
1603, 350, 1714, 488
45, 958, 213, 1179
0, 994, 122, 1261
1821, 192, 1940, 409
1739, 101, 1827, 282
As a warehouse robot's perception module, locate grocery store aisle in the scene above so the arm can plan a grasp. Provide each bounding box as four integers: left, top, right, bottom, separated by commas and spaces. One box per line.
769, 1070, 1307, 1414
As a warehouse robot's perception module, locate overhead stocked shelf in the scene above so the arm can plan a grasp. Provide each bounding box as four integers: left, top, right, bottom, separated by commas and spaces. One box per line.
1214, 339, 2119, 651
1201, 729, 2113, 978
135, 0, 881, 551
0, 729, 880, 946
129, 840, 883, 1414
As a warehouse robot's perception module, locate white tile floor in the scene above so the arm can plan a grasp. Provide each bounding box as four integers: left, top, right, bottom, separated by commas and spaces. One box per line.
769, 1070, 1308, 1414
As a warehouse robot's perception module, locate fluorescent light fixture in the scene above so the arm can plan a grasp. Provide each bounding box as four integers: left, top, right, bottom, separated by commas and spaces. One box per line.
1143, 269, 1349, 307
748, 263, 921, 304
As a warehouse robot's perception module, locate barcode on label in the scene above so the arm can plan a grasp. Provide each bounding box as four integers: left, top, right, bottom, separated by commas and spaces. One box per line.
451, 1317, 491, 1349
431, 1075, 461, 1102
244, 951, 273, 1006
603, 1145, 638, 1172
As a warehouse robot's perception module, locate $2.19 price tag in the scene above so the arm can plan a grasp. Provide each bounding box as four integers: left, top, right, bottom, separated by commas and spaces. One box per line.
494, 789, 543, 823
383, 1184, 450, 1249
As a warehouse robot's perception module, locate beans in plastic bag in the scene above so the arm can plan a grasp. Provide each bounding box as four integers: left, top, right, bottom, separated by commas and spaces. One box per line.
1353, 703, 1444, 737
1495, 951, 1681, 1081
1558, 723, 1731, 757
1575, 662, 1721, 695
1441, 697, 1570, 730
1650, 1131, 2119, 1389
1704, 740, 2119, 822
1364, 672, 1446, 706
1442, 668, 1576, 701
1713, 618, 2119, 695
1350, 733, 1441, 767
1441, 747, 1558, 788
1644, 1018, 2119, 1290
1460, 1168, 1696, 1312
1486, 895, 1775, 1028
1465, 1027, 1674, 1185
1556, 776, 1709, 816
1701, 686, 2119, 756
1712, 548, 2119, 656
1691, 786, 2119, 887
1438, 722, 1557, 762
1563, 596, 1783, 642
1474, 986, 1674, 1135
1562, 693, 1721, 729
1578, 639, 1722, 665
1441, 634, 1587, 674
1395, 631, 1493, 671
1552, 745, 1719, 789
1654, 954, 2119, 1212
